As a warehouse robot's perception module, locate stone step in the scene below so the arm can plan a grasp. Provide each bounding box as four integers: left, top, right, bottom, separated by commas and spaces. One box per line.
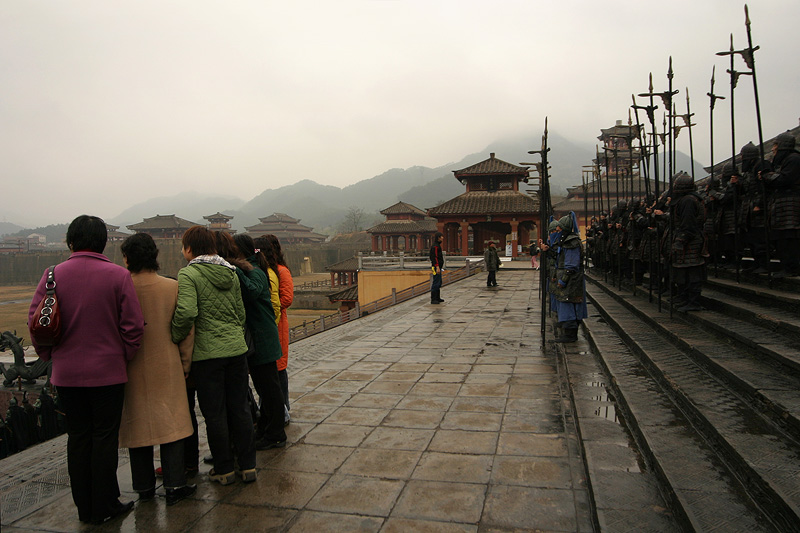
586, 281, 800, 532
703, 275, 800, 317
580, 304, 776, 532
557, 331, 681, 531
589, 273, 800, 441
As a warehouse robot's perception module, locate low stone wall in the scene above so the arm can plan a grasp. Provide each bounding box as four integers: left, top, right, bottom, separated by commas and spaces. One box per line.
0, 241, 370, 284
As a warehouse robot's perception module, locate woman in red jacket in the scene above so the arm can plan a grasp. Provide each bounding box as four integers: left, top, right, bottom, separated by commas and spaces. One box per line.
255, 235, 293, 425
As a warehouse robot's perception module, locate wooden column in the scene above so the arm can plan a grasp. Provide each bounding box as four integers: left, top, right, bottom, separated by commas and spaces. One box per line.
460, 221, 469, 256
510, 220, 519, 258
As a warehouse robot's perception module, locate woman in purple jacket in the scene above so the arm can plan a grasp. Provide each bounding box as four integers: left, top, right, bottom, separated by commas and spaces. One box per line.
28, 215, 144, 525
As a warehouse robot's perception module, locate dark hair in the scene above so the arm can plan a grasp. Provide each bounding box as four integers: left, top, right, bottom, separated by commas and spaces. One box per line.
235, 234, 271, 272
262, 234, 287, 267
214, 231, 240, 262
253, 236, 280, 272
66, 215, 107, 253
434, 231, 443, 240
181, 226, 216, 256
121, 233, 160, 273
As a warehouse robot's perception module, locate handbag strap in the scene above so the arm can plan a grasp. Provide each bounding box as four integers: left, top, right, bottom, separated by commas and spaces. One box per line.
45, 265, 56, 296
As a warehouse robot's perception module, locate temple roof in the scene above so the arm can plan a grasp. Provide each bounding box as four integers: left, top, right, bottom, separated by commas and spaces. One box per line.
244, 212, 327, 242
453, 153, 529, 178
427, 190, 539, 216
367, 218, 438, 234
379, 202, 428, 217
328, 284, 359, 302
203, 212, 234, 221
127, 214, 198, 231
326, 256, 359, 272
598, 122, 640, 140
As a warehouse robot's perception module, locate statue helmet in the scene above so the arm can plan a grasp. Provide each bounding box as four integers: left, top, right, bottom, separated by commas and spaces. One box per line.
774, 132, 796, 152
721, 162, 735, 179
672, 171, 695, 194
557, 214, 573, 233
548, 220, 559, 232
740, 141, 758, 160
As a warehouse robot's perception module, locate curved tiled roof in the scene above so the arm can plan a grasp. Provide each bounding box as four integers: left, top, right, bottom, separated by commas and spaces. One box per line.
367, 219, 437, 234
326, 256, 359, 272
328, 284, 359, 302
427, 191, 539, 216
379, 202, 427, 216
453, 153, 528, 177
127, 214, 198, 230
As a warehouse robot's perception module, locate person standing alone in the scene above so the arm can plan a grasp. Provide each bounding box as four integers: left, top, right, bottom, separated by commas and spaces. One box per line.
484, 241, 501, 287
430, 232, 444, 304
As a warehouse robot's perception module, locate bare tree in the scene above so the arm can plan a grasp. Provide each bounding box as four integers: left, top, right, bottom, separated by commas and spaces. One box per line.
339, 206, 366, 233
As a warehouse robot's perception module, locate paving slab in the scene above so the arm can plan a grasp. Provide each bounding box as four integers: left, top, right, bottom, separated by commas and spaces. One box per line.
1, 271, 604, 531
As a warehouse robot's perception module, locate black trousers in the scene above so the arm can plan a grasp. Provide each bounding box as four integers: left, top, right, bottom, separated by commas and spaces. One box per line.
58, 384, 124, 522
278, 368, 290, 412
487, 271, 497, 286
129, 439, 185, 491
430, 273, 442, 302
192, 354, 255, 474
250, 361, 287, 442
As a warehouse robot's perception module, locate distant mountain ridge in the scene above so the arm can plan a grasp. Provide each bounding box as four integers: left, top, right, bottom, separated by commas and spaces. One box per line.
11, 132, 705, 235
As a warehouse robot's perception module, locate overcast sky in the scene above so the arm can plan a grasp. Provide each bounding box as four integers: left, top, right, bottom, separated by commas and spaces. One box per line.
2, 0, 799, 226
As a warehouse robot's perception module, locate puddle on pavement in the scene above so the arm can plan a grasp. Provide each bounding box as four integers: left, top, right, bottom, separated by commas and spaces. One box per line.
585, 379, 622, 425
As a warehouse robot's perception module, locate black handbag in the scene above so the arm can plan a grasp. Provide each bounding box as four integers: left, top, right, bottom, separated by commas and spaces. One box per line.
30, 266, 62, 346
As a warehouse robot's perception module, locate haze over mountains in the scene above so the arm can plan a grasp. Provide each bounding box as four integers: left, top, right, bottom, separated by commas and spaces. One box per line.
3, 131, 702, 238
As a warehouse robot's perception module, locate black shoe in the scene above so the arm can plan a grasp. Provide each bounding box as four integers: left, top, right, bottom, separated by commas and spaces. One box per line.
138, 488, 156, 502
437, 298, 444, 302
256, 438, 286, 451
166, 484, 197, 506
431, 300, 440, 304
752, 266, 770, 274
90, 500, 134, 525
554, 329, 578, 343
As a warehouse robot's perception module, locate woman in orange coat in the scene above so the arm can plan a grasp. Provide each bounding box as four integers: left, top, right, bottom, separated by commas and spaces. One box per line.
256, 235, 293, 425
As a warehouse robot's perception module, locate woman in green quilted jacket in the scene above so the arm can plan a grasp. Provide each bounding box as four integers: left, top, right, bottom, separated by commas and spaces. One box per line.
171, 226, 256, 486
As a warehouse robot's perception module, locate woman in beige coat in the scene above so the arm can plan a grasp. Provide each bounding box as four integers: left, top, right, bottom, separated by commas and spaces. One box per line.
119, 233, 196, 506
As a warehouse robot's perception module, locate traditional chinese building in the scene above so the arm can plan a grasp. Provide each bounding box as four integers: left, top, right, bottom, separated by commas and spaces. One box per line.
203, 212, 236, 234
244, 213, 327, 244
552, 119, 650, 233
328, 285, 358, 312
105, 224, 129, 242
127, 214, 198, 239
367, 201, 438, 253
427, 153, 539, 257
326, 256, 359, 288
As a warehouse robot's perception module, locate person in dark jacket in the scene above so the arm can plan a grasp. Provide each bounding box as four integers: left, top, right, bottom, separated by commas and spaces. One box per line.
429, 232, 445, 304
484, 241, 501, 287
762, 132, 800, 277
552, 213, 588, 343
671, 172, 707, 311
232, 233, 287, 450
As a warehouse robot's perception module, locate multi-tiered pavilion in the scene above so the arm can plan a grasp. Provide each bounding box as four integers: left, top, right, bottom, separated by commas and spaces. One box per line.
367, 201, 438, 253
427, 153, 539, 257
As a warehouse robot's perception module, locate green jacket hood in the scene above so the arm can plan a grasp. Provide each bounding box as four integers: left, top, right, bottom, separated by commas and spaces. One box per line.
191, 262, 236, 291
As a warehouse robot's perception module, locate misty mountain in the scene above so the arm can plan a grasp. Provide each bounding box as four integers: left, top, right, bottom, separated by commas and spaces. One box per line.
5, 223, 69, 243
107, 191, 246, 231
0, 222, 26, 237
5, 132, 705, 233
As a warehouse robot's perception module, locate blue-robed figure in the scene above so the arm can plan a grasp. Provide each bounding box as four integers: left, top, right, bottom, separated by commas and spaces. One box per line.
552, 212, 588, 343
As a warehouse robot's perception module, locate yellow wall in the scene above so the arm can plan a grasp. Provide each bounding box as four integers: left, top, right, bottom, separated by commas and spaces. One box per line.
358, 270, 431, 304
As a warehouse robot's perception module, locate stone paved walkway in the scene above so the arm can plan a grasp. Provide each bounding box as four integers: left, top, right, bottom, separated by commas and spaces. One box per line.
2, 269, 594, 532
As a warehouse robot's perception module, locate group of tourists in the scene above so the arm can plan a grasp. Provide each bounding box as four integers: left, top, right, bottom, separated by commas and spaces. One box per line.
584, 132, 800, 311
27, 215, 294, 525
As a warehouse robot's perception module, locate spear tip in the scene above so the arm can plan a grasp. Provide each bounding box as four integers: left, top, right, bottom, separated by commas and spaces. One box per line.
745, 4, 750, 25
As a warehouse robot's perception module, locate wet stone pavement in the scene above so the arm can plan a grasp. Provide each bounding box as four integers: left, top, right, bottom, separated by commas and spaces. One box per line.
2, 269, 596, 532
